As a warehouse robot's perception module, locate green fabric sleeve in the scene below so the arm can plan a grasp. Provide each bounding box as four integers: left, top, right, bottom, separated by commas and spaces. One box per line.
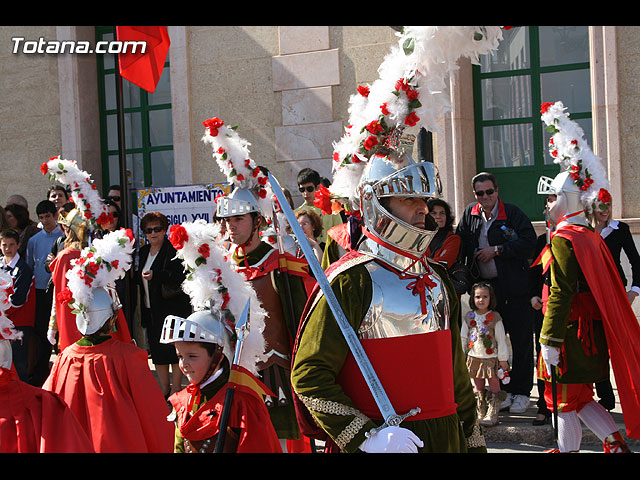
540, 235, 578, 348
291, 263, 379, 452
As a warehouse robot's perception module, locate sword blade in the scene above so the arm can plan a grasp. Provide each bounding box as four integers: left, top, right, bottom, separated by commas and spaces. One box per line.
233, 299, 250, 366
267, 173, 397, 421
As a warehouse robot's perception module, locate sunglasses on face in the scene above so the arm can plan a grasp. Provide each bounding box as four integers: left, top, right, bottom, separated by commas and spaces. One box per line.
107, 195, 121, 202
474, 188, 495, 197
143, 226, 164, 234
299, 185, 316, 193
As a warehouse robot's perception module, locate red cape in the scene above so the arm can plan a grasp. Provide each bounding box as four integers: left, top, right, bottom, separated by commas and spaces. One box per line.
554, 224, 640, 439
169, 366, 282, 453
42, 337, 174, 452
50, 247, 131, 350
0, 367, 94, 453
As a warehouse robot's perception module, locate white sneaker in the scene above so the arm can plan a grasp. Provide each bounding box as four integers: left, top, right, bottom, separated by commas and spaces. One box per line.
509, 395, 530, 413
499, 393, 512, 411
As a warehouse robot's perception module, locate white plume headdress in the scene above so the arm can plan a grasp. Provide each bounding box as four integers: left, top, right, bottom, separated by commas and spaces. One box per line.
331, 26, 505, 211
540, 100, 611, 212
41, 155, 114, 231
201, 117, 291, 248
168, 219, 268, 375
63, 228, 135, 322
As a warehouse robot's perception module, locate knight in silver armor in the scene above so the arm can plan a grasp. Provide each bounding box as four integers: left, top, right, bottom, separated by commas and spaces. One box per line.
291, 132, 485, 454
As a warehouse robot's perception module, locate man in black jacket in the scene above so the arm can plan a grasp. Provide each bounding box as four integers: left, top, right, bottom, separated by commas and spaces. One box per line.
456, 172, 537, 414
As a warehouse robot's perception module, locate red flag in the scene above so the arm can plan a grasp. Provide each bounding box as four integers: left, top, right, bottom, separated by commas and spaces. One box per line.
115, 26, 170, 93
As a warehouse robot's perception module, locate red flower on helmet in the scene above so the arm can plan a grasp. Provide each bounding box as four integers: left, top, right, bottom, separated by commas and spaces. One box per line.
365, 120, 384, 135
598, 188, 612, 204
203, 117, 224, 137
56, 287, 74, 305
363, 136, 379, 151
313, 185, 333, 216
169, 224, 189, 250
540, 102, 554, 114
198, 243, 210, 259
404, 112, 420, 127
85, 261, 99, 277
357, 85, 370, 97
96, 211, 114, 227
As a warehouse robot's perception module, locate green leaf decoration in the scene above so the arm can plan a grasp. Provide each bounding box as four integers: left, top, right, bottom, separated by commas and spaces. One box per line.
403, 37, 415, 56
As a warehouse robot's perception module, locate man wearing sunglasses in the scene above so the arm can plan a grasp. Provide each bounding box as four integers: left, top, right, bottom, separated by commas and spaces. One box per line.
456, 172, 537, 416
294, 168, 343, 246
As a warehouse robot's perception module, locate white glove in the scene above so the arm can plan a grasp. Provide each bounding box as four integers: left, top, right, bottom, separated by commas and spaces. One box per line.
541, 344, 560, 376
47, 318, 58, 346
359, 426, 424, 453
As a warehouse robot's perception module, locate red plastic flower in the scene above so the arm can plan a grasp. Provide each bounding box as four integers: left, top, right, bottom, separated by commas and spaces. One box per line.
406, 88, 419, 101
85, 261, 99, 277
198, 243, 210, 259
203, 117, 224, 137
598, 188, 612, 205
124, 229, 135, 242
56, 287, 74, 305
169, 224, 189, 250
313, 185, 333, 215
96, 211, 114, 227
380, 103, 390, 115
540, 102, 554, 114
357, 85, 370, 97
404, 112, 420, 127
395, 78, 409, 92
111, 260, 120, 269
363, 135, 379, 151
40, 162, 49, 175
365, 120, 384, 135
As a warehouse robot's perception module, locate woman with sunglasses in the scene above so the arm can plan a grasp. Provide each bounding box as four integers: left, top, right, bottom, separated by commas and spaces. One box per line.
135, 212, 191, 398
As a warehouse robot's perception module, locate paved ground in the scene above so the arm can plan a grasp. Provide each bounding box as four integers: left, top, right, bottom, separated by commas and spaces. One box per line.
482, 370, 638, 452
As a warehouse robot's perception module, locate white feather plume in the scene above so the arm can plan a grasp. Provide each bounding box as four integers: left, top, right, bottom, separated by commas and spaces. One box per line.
541, 100, 611, 212
65, 228, 136, 315
41, 155, 113, 231
169, 219, 268, 375
331, 26, 504, 211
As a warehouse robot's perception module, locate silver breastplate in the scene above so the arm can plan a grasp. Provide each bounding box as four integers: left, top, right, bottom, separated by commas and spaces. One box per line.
358, 261, 450, 340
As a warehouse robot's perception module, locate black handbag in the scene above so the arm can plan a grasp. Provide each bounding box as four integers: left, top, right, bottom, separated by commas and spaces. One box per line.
448, 259, 472, 296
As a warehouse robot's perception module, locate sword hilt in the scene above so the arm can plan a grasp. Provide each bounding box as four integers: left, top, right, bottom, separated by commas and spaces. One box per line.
364, 407, 421, 438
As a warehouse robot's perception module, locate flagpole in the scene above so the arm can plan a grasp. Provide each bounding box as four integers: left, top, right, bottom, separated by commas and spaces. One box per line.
113, 26, 133, 337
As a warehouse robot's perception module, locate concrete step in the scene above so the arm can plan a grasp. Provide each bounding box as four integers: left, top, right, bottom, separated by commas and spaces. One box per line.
481, 397, 638, 448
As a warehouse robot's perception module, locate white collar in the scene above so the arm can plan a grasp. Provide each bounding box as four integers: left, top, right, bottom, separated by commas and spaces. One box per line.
0, 253, 20, 269
600, 219, 619, 239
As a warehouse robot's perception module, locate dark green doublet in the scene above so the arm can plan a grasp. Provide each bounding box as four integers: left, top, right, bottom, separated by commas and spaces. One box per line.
539, 235, 609, 384
291, 257, 485, 453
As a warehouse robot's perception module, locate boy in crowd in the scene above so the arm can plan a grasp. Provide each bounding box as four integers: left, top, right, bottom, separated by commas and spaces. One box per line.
24, 200, 64, 386
0, 229, 35, 382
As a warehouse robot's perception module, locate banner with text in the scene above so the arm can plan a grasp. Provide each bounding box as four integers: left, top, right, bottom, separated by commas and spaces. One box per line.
136, 183, 230, 245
